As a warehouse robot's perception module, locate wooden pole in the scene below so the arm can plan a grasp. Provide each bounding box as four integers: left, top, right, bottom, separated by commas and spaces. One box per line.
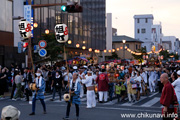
28, 0, 35, 78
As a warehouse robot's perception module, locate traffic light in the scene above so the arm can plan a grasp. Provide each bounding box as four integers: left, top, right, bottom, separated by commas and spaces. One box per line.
61, 3, 83, 13
23, 42, 28, 52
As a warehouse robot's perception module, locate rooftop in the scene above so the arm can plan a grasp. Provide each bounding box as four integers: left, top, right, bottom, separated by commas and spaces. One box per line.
134, 14, 154, 19
112, 35, 143, 43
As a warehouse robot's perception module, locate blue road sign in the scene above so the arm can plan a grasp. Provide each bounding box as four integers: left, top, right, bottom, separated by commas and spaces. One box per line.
38, 48, 47, 57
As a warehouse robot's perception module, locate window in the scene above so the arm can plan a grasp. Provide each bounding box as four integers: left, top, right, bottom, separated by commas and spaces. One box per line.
136, 44, 138, 49
126, 44, 129, 48
141, 29, 146, 33
139, 45, 140, 49
152, 28, 156, 33
137, 18, 140, 23
145, 18, 148, 23
137, 29, 140, 34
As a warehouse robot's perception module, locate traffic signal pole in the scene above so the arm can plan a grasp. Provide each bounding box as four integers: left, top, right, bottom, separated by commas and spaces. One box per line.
28, 0, 35, 77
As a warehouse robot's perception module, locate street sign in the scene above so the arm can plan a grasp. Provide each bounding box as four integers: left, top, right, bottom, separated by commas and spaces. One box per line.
24, 5, 31, 23
34, 45, 39, 53
38, 48, 47, 57
55, 24, 68, 43
38, 40, 47, 49
18, 42, 22, 53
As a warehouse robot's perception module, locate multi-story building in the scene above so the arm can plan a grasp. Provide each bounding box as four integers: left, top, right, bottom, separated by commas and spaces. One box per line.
33, 0, 106, 53
162, 36, 177, 53
0, 0, 25, 67
106, 13, 112, 51
134, 14, 163, 52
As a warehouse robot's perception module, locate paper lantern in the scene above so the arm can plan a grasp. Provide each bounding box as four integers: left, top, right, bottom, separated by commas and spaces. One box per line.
76, 44, 80, 48
89, 48, 92, 52
104, 50, 107, 53
19, 19, 31, 39
55, 24, 68, 43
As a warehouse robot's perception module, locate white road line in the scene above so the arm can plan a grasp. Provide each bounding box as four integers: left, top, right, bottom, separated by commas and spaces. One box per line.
149, 92, 159, 98
141, 97, 160, 107
103, 99, 116, 105
121, 96, 146, 106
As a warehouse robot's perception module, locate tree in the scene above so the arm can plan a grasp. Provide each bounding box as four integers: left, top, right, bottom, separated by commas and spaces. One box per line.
159, 50, 169, 60
111, 52, 119, 59
40, 33, 64, 63
132, 47, 147, 63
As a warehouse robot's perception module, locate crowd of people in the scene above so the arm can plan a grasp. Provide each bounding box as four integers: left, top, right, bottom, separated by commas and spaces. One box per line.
0, 63, 180, 120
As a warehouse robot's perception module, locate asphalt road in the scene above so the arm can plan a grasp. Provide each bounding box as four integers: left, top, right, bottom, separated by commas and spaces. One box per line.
0, 92, 163, 120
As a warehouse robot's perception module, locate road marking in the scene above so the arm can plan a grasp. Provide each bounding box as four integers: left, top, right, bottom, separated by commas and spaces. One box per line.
141, 97, 160, 107
149, 92, 159, 98
121, 96, 146, 106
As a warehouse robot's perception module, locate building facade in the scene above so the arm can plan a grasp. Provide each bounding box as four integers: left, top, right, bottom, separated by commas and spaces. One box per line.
33, 0, 106, 52
0, 0, 25, 67
162, 36, 177, 53
112, 35, 143, 59
134, 14, 163, 52
106, 13, 112, 50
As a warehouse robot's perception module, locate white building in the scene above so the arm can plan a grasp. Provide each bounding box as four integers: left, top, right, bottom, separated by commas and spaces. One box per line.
134, 14, 163, 52
151, 23, 163, 50
106, 13, 112, 50
162, 36, 177, 53
134, 14, 154, 52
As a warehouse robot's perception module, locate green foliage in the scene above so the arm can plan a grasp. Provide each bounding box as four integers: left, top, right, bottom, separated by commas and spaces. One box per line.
159, 50, 179, 60
132, 47, 147, 63
41, 33, 64, 61
111, 52, 119, 59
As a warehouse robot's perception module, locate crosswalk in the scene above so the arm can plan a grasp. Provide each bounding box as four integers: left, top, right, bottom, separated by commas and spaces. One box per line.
43, 92, 162, 108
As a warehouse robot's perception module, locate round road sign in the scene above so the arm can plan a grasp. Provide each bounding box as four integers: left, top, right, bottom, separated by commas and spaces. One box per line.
39, 40, 47, 49
38, 48, 47, 57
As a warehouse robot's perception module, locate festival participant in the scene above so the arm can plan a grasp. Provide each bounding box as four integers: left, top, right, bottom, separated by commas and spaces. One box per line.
124, 74, 136, 103
82, 71, 96, 108
78, 68, 85, 98
148, 68, 156, 92
29, 70, 46, 115
172, 70, 180, 114
160, 73, 178, 120
63, 72, 81, 120
140, 69, 147, 95
1, 105, 21, 120
134, 71, 142, 101
50, 71, 64, 101
96, 67, 109, 103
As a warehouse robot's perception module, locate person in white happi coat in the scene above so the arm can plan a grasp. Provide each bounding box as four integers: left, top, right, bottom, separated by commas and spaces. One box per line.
82, 71, 96, 108
79, 68, 85, 98
148, 69, 157, 92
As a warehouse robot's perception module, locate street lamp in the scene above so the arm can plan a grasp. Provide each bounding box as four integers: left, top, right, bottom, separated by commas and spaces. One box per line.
122, 40, 126, 59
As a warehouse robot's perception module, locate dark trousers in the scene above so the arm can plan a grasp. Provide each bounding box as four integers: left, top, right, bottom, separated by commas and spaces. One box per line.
10, 83, 16, 99
158, 81, 163, 93
32, 97, 46, 113
25, 88, 31, 101
109, 90, 113, 101
52, 87, 62, 100
117, 95, 120, 102
66, 102, 79, 117
64, 81, 68, 88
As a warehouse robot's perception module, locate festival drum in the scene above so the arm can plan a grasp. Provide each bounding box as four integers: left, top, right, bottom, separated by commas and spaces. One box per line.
64, 93, 71, 102
29, 83, 37, 91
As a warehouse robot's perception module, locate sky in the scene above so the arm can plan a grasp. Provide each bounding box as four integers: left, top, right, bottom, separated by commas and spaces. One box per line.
106, 0, 180, 39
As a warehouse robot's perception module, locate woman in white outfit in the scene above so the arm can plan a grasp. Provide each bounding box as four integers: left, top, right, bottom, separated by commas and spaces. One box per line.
82, 71, 96, 108
148, 69, 156, 92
